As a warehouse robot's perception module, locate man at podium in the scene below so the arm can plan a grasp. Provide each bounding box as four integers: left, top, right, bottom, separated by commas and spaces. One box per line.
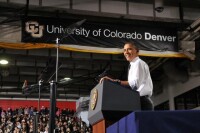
100, 42, 153, 110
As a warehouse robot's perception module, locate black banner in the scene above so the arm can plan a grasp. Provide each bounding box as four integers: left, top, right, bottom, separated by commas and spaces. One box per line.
22, 17, 178, 52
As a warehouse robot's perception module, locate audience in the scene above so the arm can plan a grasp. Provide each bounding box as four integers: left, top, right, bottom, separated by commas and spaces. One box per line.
0, 106, 92, 133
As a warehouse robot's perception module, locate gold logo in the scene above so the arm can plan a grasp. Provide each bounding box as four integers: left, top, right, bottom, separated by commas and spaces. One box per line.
90, 88, 98, 110
25, 21, 44, 38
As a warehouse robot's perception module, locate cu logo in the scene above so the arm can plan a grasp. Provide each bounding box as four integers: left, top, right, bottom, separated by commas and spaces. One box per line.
25, 21, 44, 38
90, 88, 98, 110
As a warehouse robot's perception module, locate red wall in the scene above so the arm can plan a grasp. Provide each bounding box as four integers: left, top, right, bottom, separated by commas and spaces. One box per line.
0, 99, 76, 111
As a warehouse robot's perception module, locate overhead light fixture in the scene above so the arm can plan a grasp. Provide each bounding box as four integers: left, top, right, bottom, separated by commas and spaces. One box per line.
64, 77, 71, 80
0, 59, 9, 65
59, 77, 72, 83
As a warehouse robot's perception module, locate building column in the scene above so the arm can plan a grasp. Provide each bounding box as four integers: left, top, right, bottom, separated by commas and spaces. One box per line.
168, 80, 175, 110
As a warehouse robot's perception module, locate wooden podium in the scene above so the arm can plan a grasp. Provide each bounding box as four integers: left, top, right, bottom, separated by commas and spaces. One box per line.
88, 80, 141, 133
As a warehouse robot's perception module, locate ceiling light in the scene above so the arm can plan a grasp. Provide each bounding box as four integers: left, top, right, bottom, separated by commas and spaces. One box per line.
0, 59, 9, 65
59, 77, 72, 83
64, 77, 71, 81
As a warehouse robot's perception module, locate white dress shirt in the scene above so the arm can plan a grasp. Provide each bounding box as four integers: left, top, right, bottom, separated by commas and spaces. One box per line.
128, 57, 153, 97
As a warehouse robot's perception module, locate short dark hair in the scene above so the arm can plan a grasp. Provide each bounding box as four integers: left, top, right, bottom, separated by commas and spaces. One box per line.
124, 42, 139, 52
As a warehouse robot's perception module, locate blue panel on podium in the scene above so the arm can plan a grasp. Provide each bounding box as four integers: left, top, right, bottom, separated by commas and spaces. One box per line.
107, 112, 138, 133
119, 117, 126, 133
107, 110, 200, 133
126, 113, 138, 133
136, 110, 200, 133
107, 121, 118, 133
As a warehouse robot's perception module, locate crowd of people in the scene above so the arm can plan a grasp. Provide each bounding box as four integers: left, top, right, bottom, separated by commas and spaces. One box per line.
0, 106, 92, 133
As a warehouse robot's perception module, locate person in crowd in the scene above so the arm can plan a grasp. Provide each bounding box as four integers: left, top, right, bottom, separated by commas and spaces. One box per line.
1, 110, 6, 118
6, 108, 12, 117
39, 106, 46, 115
24, 106, 29, 115
56, 108, 61, 117
13, 126, 20, 133
29, 122, 34, 133
100, 42, 154, 110
44, 126, 49, 133
18, 106, 23, 115
28, 106, 35, 116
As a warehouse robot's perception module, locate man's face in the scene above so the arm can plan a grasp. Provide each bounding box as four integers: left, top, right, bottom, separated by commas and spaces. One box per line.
123, 43, 138, 62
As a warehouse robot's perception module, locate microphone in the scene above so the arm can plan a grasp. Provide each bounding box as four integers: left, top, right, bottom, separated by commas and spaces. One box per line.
98, 67, 110, 78
22, 79, 49, 95
38, 79, 44, 86
22, 80, 40, 94
22, 80, 28, 89
22, 80, 28, 94
95, 63, 110, 82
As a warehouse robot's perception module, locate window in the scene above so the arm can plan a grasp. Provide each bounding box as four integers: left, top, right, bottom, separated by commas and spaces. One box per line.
175, 86, 200, 110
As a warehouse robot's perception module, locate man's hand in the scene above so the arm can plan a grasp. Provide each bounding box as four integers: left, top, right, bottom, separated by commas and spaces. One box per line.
99, 76, 114, 83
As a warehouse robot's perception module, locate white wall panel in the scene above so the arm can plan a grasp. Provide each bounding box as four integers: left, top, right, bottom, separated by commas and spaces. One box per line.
101, 1, 126, 14
10, 0, 40, 5
129, 3, 153, 17
73, 0, 98, 11
42, 0, 70, 9
156, 6, 179, 19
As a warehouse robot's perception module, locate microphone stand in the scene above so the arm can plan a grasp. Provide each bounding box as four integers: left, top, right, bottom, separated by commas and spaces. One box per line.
38, 79, 43, 110
32, 79, 43, 133
55, 38, 60, 83
49, 38, 60, 133
48, 19, 86, 133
